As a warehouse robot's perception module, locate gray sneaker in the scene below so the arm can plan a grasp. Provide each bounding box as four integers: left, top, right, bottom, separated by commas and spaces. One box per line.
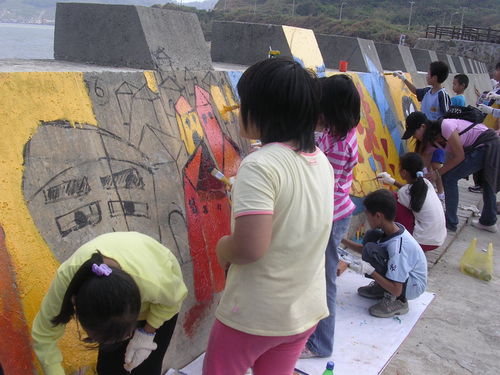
369, 293, 409, 318
357, 281, 386, 299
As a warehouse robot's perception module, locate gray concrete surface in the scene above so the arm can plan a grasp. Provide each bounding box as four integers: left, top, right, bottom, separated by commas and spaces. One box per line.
375, 43, 406, 72
382, 181, 500, 375
54, 3, 212, 71
451, 55, 464, 73
358, 37, 383, 73
211, 21, 291, 66
410, 48, 433, 72
415, 38, 500, 73
317, 34, 367, 72
0, 58, 144, 72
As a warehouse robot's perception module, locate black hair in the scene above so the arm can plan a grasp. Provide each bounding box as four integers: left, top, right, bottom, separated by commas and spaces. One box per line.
429, 61, 449, 83
415, 118, 443, 154
454, 74, 469, 89
400, 152, 428, 212
363, 189, 396, 221
319, 74, 361, 139
237, 57, 320, 153
496, 62, 500, 70
52, 252, 141, 346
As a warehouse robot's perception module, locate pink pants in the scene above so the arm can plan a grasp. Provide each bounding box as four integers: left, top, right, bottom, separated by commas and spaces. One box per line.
203, 319, 315, 375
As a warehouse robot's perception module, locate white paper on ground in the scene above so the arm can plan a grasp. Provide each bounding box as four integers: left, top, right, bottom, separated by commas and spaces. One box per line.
168, 269, 434, 375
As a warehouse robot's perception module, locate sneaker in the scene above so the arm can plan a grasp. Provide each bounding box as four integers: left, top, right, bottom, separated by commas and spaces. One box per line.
357, 281, 386, 299
471, 220, 498, 233
299, 346, 321, 359
468, 186, 483, 193
369, 293, 409, 318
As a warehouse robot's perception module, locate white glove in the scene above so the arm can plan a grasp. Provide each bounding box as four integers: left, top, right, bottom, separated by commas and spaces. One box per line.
349, 260, 375, 275
393, 70, 406, 81
377, 172, 395, 185
124, 328, 157, 372
486, 92, 500, 102
490, 79, 498, 88
478, 104, 494, 115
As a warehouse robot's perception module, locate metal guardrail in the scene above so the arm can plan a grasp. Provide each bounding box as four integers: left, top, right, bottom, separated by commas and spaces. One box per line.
425, 25, 500, 44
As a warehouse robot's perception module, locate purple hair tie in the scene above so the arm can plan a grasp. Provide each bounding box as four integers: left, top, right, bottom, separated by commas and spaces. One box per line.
91, 263, 112, 276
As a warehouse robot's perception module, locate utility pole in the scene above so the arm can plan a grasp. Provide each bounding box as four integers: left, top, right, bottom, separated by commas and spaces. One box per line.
460, 7, 465, 30
292, 0, 295, 16
339, 1, 346, 21
408, 1, 415, 31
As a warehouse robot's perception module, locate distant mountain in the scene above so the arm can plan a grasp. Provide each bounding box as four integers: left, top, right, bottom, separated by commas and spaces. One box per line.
0, 0, 175, 23
182, 0, 217, 11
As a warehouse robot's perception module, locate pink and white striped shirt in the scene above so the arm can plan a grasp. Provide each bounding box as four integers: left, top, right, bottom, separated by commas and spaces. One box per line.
315, 128, 358, 221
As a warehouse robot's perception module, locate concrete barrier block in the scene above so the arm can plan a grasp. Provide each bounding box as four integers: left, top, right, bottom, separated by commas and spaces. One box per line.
451, 55, 464, 73
410, 48, 432, 72
446, 55, 457, 73
316, 34, 366, 72
211, 21, 325, 75
459, 56, 469, 74
375, 43, 404, 71
429, 50, 438, 62
54, 3, 212, 71
358, 38, 383, 73
211, 21, 290, 66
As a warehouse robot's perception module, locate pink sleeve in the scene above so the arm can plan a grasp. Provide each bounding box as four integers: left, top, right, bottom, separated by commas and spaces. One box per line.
440, 119, 457, 140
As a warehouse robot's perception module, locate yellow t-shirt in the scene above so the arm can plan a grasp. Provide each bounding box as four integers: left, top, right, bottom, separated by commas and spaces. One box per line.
483, 102, 500, 129
32, 232, 188, 375
216, 143, 334, 336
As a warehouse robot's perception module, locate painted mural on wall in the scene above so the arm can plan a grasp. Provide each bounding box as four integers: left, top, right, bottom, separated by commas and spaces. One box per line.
0, 66, 426, 373
0, 69, 244, 374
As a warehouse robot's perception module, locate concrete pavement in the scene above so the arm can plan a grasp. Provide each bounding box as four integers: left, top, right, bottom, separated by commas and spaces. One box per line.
382, 181, 499, 375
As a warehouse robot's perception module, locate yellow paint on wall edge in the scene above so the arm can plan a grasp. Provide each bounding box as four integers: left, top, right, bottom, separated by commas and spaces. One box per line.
0, 72, 98, 374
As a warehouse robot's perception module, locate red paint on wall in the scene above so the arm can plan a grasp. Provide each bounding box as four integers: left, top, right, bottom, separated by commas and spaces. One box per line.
356, 82, 389, 172
0, 225, 36, 374
195, 86, 224, 168
194, 85, 242, 178
183, 143, 231, 302
183, 300, 212, 339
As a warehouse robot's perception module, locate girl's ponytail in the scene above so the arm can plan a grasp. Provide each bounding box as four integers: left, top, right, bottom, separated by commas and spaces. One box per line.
51, 252, 104, 326
400, 153, 428, 213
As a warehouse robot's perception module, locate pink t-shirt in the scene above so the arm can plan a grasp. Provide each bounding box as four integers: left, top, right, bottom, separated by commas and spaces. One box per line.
315, 128, 358, 221
440, 118, 489, 148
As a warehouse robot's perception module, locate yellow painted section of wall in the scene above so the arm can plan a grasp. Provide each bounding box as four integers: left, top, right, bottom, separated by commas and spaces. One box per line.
350, 73, 402, 197
0, 72, 98, 373
210, 84, 239, 123
175, 96, 205, 155
385, 75, 420, 124
282, 25, 324, 71
144, 71, 159, 93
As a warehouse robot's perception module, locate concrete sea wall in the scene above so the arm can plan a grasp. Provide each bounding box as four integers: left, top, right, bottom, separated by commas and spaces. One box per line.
0, 6, 494, 374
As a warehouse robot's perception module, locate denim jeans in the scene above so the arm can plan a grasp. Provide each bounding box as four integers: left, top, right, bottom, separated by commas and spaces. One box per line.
441, 147, 497, 230
307, 215, 351, 357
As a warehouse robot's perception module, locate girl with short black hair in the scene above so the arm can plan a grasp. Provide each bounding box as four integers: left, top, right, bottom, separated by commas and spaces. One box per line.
203, 58, 334, 375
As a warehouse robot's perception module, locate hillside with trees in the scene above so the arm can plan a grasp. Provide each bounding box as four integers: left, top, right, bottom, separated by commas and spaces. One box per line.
161, 0, 499, 45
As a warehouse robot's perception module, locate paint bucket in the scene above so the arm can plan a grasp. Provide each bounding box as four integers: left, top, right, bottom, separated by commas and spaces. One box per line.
339, 60, 348, 72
